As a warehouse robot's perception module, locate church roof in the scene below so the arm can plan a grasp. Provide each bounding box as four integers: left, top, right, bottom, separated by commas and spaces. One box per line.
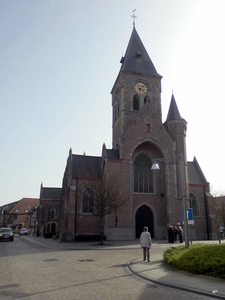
72, 154, 102, 178
120, 27, 161, 77
41, 188, 62, 200
188, 157, 208, 185
106, 149, 119, 159
166, 94, 184, 122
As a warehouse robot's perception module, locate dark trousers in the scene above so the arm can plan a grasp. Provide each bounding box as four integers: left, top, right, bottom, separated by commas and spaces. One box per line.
142, 247, 150, 261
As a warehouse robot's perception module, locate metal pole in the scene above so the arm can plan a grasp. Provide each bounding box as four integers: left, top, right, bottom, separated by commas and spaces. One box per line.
180, 154, 189, 248
74, 177, 78, 242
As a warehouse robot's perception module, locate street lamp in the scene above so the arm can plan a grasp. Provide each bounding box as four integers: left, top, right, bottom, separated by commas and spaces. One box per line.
151, 154, 189, 248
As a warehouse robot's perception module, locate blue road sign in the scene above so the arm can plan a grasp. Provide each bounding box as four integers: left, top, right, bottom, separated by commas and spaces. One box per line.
182, 208, 194, 224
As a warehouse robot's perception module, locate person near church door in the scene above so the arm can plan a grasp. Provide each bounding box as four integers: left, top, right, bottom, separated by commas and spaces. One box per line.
140, 227, 152, 262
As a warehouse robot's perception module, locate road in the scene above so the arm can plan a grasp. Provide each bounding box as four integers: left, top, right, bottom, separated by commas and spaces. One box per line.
0, 235, 214, 300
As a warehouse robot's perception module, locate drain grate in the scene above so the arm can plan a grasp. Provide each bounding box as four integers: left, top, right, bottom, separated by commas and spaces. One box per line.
78, 259, 93, 262
43, 259, 58, 262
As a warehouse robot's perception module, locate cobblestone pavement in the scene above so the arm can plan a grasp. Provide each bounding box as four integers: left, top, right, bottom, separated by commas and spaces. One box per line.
0, 237, 216, 300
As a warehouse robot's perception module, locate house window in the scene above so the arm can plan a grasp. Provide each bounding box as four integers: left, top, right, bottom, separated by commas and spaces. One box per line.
146, 123, 150, 133
82, 189, 94, 213
47, 206, 55, 220
134, 154, 153, 193
133, 95, 139, 110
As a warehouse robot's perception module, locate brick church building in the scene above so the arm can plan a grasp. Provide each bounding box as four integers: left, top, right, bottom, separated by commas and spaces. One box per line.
36, 25, 213, 241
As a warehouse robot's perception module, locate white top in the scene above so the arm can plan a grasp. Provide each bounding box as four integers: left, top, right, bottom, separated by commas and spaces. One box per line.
140, 231, 151, 248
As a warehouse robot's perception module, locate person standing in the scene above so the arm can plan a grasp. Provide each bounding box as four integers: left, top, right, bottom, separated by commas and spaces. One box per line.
174, 226, 178, 242
168, 225, 174, 243
178, 226, 183, 243
140, 227, 152, 262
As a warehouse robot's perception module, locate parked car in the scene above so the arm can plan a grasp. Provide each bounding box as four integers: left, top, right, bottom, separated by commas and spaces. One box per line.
19, 228, 29, 236
0, 228, 14, 241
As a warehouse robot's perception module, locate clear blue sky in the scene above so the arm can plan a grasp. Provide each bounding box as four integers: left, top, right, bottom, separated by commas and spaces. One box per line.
1, 0, 225, 206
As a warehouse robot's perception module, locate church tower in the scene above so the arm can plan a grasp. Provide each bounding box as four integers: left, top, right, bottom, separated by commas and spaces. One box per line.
111, 25, 162, 157
104, 23, 189, 240
164, 94, 188, 199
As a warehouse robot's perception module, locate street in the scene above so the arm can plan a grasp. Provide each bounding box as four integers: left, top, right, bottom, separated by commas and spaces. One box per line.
0, 236, 215, 300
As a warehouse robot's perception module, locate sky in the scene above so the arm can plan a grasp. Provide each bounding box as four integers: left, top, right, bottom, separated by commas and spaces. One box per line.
1, 0, 225, 206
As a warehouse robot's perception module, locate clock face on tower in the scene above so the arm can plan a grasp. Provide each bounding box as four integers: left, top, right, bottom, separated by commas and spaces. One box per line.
135, 82, 147, 94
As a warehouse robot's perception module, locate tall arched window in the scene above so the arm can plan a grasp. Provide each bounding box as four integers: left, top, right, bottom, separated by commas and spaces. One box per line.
82, 188, 94, 213
144, 95, 150, 103
47, 206, 55, 220
189, 193, 198, 216
133, 94, 139, 110
134, 154, 153, 193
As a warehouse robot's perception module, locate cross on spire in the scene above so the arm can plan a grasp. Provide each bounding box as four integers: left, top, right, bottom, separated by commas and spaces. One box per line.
131, 9, 137, 27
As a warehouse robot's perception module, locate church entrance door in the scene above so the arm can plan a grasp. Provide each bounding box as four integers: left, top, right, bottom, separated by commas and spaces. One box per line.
135, 205, 154, 238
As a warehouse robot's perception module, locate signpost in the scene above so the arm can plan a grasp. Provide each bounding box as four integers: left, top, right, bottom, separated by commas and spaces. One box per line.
182, 208, 194, 225
182, 208, 194, 244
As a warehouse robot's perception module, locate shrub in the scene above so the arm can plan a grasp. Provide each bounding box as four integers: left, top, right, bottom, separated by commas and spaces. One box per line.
163, 244, 225, 280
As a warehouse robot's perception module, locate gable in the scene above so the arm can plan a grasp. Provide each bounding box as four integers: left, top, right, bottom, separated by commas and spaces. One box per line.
188, 157, 208, 185
122, 100, 175, 152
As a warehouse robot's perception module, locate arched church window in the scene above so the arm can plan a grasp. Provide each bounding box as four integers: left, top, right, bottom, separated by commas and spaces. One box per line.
146, 120, 150, 133
133, 94, 139, 111
82, 188, 94, 213
189, 193, 198, 216
134, 153, 153, 193
47, 206, 55, 220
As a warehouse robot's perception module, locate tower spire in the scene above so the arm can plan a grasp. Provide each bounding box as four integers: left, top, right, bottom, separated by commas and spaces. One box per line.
131, 9, 137, 27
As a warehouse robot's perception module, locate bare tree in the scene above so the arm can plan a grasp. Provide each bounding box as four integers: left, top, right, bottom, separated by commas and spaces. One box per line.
209, 197, 225, 244
81, 173, 129, 244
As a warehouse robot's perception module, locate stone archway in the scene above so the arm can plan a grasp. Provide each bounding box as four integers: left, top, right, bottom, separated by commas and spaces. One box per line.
135, 205, 154, 238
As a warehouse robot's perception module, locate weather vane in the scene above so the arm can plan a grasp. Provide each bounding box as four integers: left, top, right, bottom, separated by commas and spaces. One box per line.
131, 9, 137, 27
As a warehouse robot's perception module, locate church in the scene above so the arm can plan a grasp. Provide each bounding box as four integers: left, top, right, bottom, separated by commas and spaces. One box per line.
37, 24, 213, 242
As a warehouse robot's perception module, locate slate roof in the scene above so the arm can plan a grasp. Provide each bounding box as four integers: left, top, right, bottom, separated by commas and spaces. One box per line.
0, 201, 19, 212
41, 188, 62, 200
72, 154, 102, 178
106, 149, 120, 159
120, 27, 161, 77
188, 157, 208, 185
166, 94, 184, 122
